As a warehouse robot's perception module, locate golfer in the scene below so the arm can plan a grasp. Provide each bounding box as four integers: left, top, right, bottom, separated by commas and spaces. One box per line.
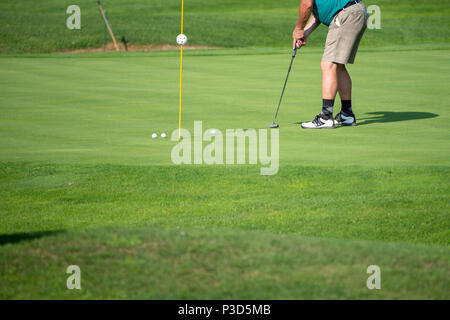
293, 0, 369, 129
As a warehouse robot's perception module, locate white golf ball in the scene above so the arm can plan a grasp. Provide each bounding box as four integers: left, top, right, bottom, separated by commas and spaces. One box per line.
152, 133, 158, 139
176, 34, 188, 46
161, 133, 167, 139
211, 129, 216, 135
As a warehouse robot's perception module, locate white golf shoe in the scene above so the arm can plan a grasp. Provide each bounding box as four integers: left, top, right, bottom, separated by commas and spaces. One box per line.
301, 115, 335, 129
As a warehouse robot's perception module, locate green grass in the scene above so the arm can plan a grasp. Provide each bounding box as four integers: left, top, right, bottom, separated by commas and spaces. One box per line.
1, 0, 449, 300
1, 163, 449, 244
1, 0, 449, 53
1, 227, 448, 299
0, 49, 449, 167
0, 47, 449, 299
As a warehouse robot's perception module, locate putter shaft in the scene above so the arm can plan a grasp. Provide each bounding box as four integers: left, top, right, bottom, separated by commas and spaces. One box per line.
272, 48, 297, 124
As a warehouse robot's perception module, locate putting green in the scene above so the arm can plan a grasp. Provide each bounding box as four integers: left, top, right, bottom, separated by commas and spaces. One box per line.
0, 48, 448, 167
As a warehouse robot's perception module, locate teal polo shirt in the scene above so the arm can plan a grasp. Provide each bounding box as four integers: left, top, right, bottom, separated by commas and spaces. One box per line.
312, 0, 351, 26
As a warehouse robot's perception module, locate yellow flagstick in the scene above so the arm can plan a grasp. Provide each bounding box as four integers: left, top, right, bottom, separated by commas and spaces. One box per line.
178, 0, 184, 139
178, 46, 183, 139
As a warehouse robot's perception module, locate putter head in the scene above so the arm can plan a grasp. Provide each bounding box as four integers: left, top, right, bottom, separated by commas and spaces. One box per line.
268, 123, 279, 128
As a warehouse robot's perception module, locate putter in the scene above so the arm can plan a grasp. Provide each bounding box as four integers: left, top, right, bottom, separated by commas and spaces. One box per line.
269, 47, 298, 128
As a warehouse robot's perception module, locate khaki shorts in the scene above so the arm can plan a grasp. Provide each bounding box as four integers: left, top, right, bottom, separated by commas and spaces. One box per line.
322, 2, 369, 64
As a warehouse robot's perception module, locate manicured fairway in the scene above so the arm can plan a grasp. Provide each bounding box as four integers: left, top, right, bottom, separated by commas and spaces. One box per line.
0, 47, 449, 299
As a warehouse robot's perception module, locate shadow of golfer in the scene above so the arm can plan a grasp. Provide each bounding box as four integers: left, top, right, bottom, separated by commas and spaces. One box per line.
0, 230, 64, 246
357, 111, 438, 126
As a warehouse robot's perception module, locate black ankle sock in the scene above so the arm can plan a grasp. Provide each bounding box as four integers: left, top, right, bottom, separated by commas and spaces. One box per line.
341, 100, 352, 115
321, 99, 334, 119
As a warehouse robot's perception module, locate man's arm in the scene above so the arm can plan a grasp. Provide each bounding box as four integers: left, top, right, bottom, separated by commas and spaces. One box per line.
304, 14, 320, 38
292, 0, 317, 49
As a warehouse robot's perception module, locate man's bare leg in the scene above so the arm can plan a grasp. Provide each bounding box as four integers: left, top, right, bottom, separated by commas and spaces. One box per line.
337, 64, 351, 100
320, 61, 339, 119
336, 64, 356, 120
336, 64, 356, 125
321, 61, 339, 100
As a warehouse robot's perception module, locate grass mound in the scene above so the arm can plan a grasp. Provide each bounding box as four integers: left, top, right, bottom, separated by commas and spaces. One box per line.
1, 226, 448, 299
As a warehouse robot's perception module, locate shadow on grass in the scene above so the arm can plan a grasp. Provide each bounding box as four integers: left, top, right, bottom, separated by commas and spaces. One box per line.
357, 111, 438, 126
0, 230, 64, 246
